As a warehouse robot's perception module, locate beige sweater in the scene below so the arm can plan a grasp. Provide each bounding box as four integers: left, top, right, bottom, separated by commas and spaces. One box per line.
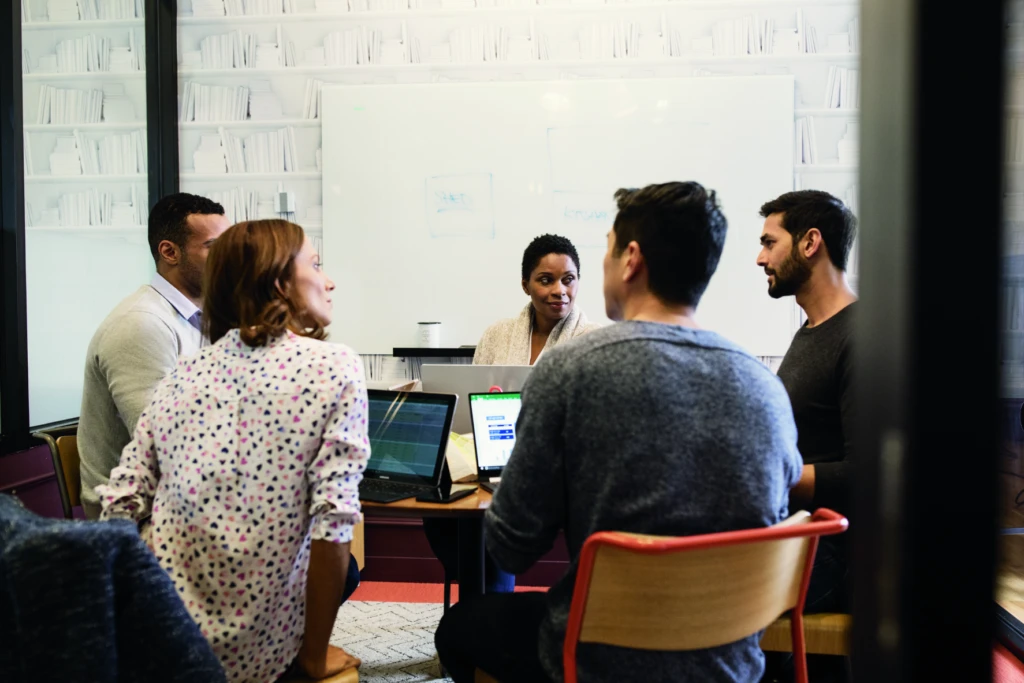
473, 303, 603, 365
78, 285, 203, 510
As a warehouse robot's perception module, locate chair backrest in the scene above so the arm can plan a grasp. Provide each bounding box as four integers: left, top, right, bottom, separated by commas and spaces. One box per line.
32, 424, 80, 519
564, 509, 849, 671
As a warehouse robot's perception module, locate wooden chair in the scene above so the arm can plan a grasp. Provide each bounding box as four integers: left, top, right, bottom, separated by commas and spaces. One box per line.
761, 612, 852, 656
32, 423, 80, 519
561, 509, 849, 683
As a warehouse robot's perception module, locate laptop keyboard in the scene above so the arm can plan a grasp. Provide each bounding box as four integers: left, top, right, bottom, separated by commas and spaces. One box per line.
359, 479, 426, 503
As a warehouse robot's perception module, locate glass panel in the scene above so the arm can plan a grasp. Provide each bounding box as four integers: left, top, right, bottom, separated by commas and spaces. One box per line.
999, 0, 1024, 626
21, 0, 151, 426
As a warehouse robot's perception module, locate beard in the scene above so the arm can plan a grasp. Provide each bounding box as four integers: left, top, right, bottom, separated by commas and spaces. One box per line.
178, 251, 204, 301
766, 248, 811, 299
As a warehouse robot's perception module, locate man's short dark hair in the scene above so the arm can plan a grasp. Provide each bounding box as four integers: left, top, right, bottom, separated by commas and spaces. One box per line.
148, 193, 225, 262
758, 190, 857, 270
612, 181, 727, 307
521, 234, 581, 281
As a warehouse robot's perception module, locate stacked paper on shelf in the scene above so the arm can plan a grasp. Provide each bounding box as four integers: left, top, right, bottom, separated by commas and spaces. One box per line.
47, 0, 80, 21
54, 35, 110, 73
49, 136, 83, 176
35, 55, 58, 73
254, 44, 282, 68
102, 89, 136, 122
109, 46, 137, 71
195, 135, 228, 173
249, 81, 283, 120
837, 122, 858, 165
111, 202, 137, 226
193, 0, 227, 16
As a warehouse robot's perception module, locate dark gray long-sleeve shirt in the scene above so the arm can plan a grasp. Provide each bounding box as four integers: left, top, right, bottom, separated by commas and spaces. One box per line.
485, 321, 803, 683
776, 302, 855, 515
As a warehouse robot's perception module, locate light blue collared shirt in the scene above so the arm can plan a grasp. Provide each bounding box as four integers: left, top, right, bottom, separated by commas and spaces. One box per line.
150, 273, 201, 331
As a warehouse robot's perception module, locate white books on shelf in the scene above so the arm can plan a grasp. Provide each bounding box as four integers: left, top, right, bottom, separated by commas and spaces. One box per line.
823, 67, 859, 109
37, 86, 105, 124
197, 126, 299, 174
180, 81, 253, 121
303, 79, 324, 119
24, 132, 34, 176
198, 31, 258, 70
795, 116, 817, 165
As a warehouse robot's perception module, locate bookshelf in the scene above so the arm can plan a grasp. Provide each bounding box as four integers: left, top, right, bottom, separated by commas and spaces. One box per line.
20, 0, 153, 425
173, 0, 859, 379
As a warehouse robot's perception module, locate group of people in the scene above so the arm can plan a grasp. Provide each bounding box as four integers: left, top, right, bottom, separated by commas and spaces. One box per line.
75, 181, 856, 683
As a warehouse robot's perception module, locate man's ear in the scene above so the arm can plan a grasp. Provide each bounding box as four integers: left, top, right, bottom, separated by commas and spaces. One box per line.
803, 228, 824, 260
157, 239, 181, 267
622, 241, 643, 283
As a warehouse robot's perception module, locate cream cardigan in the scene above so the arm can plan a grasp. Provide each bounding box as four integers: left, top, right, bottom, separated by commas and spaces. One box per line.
472, 302, 603, 365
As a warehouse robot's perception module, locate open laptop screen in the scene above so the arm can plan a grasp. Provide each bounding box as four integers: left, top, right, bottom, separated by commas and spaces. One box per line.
469, 392, 522, 475
365, 390, 457, 485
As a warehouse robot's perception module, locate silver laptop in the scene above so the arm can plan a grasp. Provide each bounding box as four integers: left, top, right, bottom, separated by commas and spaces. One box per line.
420, 364, 532, 434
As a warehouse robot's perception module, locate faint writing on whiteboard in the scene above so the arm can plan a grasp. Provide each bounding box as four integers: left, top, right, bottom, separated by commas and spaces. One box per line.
425, 173, 495, 239
434, 191, 473, 212
563, 207, 611, 222
552, 190, 615, 248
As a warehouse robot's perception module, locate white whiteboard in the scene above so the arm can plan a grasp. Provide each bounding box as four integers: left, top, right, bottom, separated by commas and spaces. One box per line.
322, 76, 795, 355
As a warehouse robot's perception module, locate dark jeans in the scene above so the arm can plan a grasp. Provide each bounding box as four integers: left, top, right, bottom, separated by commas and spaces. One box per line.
761, 537, 850, 683
435, 592, 553, 683
343, 553, 361, 602
422, 518, 515, 593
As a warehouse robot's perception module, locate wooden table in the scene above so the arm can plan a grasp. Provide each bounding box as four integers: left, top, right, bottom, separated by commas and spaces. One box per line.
362, 488, 492, 597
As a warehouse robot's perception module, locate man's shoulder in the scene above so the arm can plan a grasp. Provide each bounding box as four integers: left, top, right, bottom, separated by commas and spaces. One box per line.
90, 286, 180, 349
543, 321, 763, 367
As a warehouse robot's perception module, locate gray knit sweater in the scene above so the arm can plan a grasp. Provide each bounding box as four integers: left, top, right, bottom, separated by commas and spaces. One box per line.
485, 321, 803, 683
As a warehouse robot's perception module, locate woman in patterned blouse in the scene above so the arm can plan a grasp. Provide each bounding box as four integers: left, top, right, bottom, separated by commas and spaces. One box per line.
99, 219, 370, 682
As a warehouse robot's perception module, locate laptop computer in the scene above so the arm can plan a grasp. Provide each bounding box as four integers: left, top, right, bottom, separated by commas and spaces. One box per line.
421, 364, 532, 434
359, 389, 458, 504
468, 392, 523, 494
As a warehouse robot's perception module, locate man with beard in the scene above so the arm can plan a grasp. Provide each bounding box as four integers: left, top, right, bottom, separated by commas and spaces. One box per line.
78, 193, 230, 519
756, 190, 856, 681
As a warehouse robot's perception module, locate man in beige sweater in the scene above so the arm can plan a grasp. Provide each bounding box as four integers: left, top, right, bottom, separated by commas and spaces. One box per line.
78, 193, 230, 519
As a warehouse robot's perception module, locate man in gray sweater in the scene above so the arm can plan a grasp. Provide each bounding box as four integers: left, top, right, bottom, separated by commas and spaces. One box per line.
77, 194, 229, 519
435, 182, 802, 683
